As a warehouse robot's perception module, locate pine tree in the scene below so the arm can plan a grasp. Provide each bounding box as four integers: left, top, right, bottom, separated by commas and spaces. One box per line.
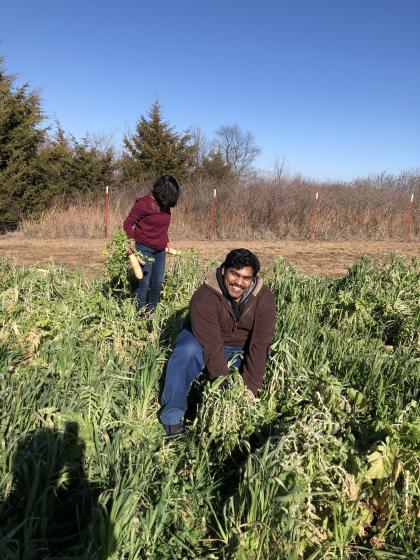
35, 123, 74, 203
0, 57, 47, 220
36, 128, 115, 202
68, 136, 115, 195
121, 101, 195, 182
199, 150, 234, 182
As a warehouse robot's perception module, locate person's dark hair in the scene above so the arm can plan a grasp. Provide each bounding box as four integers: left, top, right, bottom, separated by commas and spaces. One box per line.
152, 175, 180, 211
223, 248, 260, 276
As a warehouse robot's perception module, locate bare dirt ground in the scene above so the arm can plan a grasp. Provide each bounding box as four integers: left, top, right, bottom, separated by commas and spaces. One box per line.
1, 233, 418, 278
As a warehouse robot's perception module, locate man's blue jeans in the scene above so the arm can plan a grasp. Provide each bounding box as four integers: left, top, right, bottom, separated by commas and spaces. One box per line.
135, 243, 166, 312
160, 327, 243, 426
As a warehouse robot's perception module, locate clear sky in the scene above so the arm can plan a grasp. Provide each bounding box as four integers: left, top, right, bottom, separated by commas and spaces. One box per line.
1, 0, 419, 181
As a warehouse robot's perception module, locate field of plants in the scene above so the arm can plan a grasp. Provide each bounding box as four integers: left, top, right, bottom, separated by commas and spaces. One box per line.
0, 234, 419, 559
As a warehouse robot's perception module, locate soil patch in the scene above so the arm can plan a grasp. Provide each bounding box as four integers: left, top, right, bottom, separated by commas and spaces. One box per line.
1, 234, 418, 278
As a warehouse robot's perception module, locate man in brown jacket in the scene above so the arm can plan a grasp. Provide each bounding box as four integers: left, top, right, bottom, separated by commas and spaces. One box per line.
160, 248, 276, 436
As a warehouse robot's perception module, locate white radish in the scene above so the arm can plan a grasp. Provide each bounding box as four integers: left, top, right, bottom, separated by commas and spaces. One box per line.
129, 254, 143, 279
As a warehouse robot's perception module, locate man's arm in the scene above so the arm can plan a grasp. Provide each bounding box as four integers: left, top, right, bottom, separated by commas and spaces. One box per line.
242, 288, 276, 395
189, 289, 229, 379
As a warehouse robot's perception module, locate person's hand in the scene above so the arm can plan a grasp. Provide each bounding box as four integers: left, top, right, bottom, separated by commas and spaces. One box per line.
243, 388, 256, 401
127, 239, 136, 255
165, 246, 181, 256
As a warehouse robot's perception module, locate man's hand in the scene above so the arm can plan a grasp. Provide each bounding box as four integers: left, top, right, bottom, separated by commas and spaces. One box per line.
243, 388, 256, 401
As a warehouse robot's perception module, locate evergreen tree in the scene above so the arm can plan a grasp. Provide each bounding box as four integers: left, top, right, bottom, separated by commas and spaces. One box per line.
66, 135, 115, 196
37, 128, 115, 201
121, 101, 195, 182
198, 150, 234, 182
35, 123, 74, 203
0, 57, 47, 220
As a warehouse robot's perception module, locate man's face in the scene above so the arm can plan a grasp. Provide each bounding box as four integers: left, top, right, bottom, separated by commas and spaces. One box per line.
222, 266, 254, 301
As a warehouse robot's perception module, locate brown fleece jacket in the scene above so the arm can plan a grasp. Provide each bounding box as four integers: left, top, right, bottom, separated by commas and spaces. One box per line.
184, 268, 276, 395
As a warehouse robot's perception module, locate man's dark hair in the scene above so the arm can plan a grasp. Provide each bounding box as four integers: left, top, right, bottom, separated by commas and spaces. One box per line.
152, 175, 180, 211
223, 248, 260, 276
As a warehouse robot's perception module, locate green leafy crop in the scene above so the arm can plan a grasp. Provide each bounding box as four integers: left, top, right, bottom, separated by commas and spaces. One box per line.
0, 254, 418, 559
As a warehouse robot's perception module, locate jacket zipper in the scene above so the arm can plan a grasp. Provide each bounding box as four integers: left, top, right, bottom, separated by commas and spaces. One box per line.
221, 298, 257, 331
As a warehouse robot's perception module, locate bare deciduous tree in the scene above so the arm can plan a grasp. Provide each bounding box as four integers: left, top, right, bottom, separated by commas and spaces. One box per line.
214, 124, 260, 177
190, 126, 211, 167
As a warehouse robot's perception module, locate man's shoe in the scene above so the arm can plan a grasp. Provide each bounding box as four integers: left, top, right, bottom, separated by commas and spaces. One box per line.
163, 423, 185, 438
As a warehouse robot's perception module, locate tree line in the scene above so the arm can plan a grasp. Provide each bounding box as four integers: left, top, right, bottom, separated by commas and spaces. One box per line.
0, 57, 259, 221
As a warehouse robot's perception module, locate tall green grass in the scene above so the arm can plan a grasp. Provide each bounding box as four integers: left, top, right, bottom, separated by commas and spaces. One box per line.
0, 245, 418, 559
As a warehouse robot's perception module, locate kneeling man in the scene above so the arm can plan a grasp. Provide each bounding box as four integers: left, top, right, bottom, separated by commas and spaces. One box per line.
160, 248, 276, 436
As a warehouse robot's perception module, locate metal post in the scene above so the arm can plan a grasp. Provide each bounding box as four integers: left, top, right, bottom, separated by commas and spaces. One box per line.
308, 191, 320, 240
104, 185, 109, 238
211, 188, 217, 239
404, 192, 414, 241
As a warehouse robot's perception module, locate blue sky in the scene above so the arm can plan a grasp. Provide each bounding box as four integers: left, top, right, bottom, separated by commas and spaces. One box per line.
2, 0, 419, 181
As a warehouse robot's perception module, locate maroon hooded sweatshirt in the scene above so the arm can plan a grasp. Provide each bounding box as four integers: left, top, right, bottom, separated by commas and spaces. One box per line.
185, 268, 276, 394
123, 195, 171, 251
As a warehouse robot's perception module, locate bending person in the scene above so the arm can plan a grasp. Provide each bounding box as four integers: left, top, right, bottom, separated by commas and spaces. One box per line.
123, 175, 180, 318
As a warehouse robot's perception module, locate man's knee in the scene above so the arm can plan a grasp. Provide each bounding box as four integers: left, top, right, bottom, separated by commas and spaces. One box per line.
179, 337, 202, 360
172, 330, 203, 368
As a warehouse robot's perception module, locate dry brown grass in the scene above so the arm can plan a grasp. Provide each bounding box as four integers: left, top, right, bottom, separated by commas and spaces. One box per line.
18, 173, 419, 241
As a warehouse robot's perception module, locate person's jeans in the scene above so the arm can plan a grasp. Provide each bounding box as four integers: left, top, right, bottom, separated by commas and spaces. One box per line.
160, 327, 243, 426
135, 243, 166, 312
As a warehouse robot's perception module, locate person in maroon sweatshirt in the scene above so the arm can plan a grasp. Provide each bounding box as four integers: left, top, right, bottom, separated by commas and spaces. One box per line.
123, 175, 180, 317
160, 248, 276, 436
